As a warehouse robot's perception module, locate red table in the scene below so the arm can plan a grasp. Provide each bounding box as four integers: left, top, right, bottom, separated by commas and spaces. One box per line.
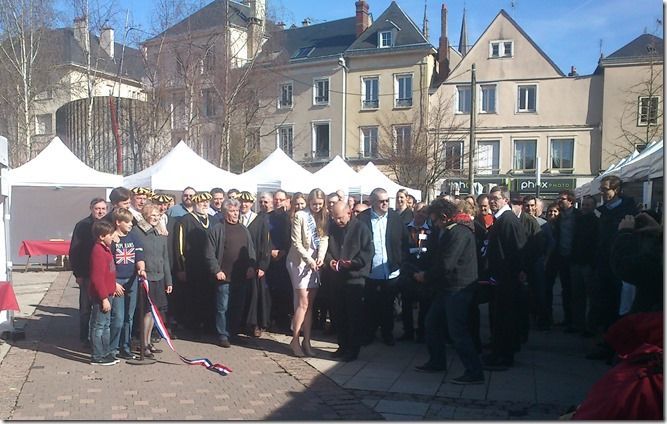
18, 240, 71, 271
0, 282, 19, 312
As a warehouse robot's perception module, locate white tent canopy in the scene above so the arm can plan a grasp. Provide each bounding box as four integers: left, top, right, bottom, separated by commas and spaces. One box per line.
123, 141, 253, 192
241, 148, 313, 193
312, 156, 361, 195
576, 139, 663, 197
358, 162, 422, 201
9, 137, 123, 187
8, 137, 123, 266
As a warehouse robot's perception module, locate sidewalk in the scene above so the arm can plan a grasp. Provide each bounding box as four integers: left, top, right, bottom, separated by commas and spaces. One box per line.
0, 271, 610, 420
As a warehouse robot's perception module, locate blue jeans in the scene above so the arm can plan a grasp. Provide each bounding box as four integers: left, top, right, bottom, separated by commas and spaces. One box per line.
90, 297, 112, 361
215, 283, 230, 339
110, 277, 137, 353
425, 286, 483, 377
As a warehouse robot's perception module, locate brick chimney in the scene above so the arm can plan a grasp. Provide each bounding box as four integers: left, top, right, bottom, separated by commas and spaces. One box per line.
568, 65, 578, 77
100, 27, 114, 59
355, 0, 370, 37
438, 3, 450, 81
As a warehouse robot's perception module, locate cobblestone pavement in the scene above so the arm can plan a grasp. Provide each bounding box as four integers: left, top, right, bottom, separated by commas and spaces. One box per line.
0, 272, 381, 420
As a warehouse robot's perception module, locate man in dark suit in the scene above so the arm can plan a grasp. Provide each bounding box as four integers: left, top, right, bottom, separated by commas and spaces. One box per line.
483, 185, 527, 370
357, 188, 409, 346
325, 202, 373, 362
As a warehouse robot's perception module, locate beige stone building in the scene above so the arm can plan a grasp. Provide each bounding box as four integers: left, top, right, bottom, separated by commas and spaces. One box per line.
257, 0, 436, 171
596, 34, 663, 168
435, 10, 602, 196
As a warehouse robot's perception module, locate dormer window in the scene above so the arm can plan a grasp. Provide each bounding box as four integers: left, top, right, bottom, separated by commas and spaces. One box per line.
379, 31, 393, 48
293, 46, 315, 59
489, 40, 513, 58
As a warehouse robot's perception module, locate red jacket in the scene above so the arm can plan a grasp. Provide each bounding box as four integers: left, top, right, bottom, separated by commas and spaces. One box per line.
88, 242, 116, 303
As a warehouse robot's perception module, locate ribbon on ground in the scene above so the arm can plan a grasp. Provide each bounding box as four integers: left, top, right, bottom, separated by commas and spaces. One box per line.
140, 277, 232, 376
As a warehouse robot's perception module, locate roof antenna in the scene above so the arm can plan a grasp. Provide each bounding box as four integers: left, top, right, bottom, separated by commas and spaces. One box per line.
510, 0, 516, 14
598, 38, 604, 60
423, 0, 429, 40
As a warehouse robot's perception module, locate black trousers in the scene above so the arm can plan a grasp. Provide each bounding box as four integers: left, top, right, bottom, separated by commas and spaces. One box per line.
335, 283, 365, 354
490, 278, 521, 359
364, 277, 399, 340
267, 258, 293, 330
227, 280, 249, 337
545, 253, 573, 326
399, 276, 431, 338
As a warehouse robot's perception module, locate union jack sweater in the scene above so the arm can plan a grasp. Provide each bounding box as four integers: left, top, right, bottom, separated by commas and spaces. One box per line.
111, 230, 145, 279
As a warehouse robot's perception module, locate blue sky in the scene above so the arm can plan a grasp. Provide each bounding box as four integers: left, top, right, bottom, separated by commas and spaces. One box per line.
98, 0, 663, 75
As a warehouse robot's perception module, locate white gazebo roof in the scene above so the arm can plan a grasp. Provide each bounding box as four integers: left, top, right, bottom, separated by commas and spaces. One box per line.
358, 162, 422, 201
312, 156, 361, 194
123, 141, 253, 192
9, 137, 123, 188
241, 148, 313, 193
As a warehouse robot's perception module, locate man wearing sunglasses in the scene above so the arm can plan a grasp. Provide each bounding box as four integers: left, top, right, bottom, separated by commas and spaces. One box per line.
357, 188, 409, 346
167, 186, 197, 219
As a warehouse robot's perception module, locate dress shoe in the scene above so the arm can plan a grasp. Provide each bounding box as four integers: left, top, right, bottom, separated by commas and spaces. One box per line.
301, 341, 314, 357
415, 362, 446, 373
290, 339, 304, 357
218, 338, 231, 348
451, 373, 485, 385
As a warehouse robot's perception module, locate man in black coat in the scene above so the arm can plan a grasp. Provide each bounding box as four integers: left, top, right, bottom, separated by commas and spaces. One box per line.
570, 195, 598, 335
69, 197, 108, 346
483, 186, 527, 370
414, 199, 484, 384
266, 190, 292, 333
357, 188, 409, 346
325, 202, 373, 362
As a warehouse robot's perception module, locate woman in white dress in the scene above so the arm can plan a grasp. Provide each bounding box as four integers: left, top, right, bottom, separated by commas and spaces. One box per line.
286, 188, 329, 357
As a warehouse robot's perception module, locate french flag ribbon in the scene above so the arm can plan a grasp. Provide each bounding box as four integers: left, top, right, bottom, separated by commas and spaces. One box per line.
140, 278, 232, 376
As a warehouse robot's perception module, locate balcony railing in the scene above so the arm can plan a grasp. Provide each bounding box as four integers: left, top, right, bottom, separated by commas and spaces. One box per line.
362, 99, 379, 109
395, 98, 412, 107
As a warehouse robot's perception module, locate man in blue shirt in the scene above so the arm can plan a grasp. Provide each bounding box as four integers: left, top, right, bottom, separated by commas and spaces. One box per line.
357, 188, 409, 346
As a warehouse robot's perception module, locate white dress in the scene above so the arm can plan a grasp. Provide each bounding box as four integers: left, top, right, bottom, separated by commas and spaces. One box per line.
286, 211, 321, 290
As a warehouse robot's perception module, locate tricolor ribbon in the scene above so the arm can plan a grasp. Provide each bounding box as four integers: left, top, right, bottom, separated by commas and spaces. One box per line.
140, 278, 232, 376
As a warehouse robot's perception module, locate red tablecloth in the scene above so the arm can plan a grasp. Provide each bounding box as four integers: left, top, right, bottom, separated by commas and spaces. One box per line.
0, 282, 19, 312
18, 240, 71, 257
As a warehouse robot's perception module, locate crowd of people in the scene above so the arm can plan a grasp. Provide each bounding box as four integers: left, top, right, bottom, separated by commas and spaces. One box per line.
69, 176, 662, 387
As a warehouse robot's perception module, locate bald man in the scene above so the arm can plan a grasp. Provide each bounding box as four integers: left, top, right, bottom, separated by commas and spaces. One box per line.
325, 202, 374, 362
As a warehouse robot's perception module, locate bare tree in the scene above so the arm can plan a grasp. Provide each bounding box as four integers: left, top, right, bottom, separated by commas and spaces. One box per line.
612, 57, 663, 160
0, 0, 57, 165
378, 89, 469, 199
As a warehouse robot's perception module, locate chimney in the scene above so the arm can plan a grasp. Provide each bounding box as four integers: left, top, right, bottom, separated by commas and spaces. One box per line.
248, 0, 266, 32
568, 65, 578, 77
73, 16, 90, 53
276, 21, 286, 30
355, 0, 370, 37
302, 18, 311, 27
438, 3, 450, 81
100, 27, 114, 59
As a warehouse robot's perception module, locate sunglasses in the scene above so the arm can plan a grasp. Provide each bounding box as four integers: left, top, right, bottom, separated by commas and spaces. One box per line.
377, 199, 390, 204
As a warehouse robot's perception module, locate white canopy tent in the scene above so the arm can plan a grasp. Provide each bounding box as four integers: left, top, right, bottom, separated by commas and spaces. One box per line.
123, 141, 254, 192
8, 137, 124, 265
240, 148, 313, 193
358, 162, 422, 201
312, 156, 362, 196
576, 140, 663, 197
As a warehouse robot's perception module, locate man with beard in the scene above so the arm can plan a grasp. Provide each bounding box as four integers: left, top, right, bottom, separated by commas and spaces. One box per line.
167, 187, 196, 219
205, 198, 256, 347
239, 191, 272, 337
70, 197, 108, 347
173, 192, 216, 337
326, 202, 373, 362
482, 186, 527, 370
267, 190, 293, 333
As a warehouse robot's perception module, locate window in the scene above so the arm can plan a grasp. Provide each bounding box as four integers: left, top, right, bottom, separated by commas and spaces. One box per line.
313, 78, 329, 105
361, 127, 379, 158
443, 141, 464, 171
278, 125, 294, 157
362, 77, 379, 109
313, 122, 330, 158
513, 139, 537, 171
517, 84, 537, 112
395, 74, 412, 107
176, 56, 185, 76
202, 88, 216, 117
35, 114, 52, 135
476, 140, 500, 175
638, 96, 659, 126
379, 31, 393, 48
279, 82, 293, 109
171, 93, 186, 129
480, 84, 496, 113
393, 125, 411, 152
456, 85, 471, 113
293, 46, 315, 59
551, 138, 574, 172
489, 40, 513, 58
201, 50, 215, 74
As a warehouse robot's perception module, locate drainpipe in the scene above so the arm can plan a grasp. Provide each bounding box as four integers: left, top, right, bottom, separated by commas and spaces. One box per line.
338, 55, 348, 159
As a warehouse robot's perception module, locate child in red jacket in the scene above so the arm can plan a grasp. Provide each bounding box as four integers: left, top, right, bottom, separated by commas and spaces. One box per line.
88, 221, 118, 365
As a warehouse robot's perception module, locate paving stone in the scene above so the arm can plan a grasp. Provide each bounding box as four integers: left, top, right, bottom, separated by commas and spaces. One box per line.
375, 399, 430, 416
